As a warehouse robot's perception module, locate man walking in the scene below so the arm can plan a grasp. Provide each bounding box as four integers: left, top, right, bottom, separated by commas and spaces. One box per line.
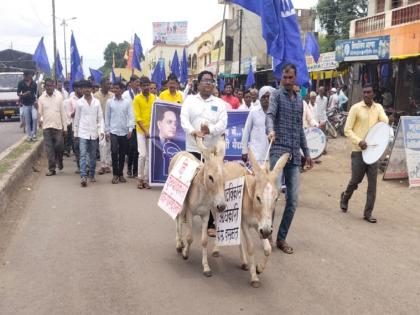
266, 64, 313, 254
159, 74, 184, 104
38, 78, 67, 176
315, 87, 328, 130
132, 76, 155, 189
17, 70, 38, 141
94, 78, 114, 175
340, 84, 388, 223
73, 80, 105, 187
181, 70, 228, 237
105, 82, 135, 184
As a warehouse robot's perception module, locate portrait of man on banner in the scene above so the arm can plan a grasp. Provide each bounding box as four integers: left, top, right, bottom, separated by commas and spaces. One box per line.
150, 102, 185, 185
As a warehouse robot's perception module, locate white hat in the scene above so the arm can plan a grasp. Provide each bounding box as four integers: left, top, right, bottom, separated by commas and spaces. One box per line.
310, 91, 317, 97
331, 88, 337, 93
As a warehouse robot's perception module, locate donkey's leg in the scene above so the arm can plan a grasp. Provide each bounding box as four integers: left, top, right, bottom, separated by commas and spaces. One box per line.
175, 214, 183, 253
239, 238, 249, 271
256, 238, 272, 274
201, 213, 212, 277
242, 224, 260, 287
211, 209, 221, 257
182, 210, 193, 260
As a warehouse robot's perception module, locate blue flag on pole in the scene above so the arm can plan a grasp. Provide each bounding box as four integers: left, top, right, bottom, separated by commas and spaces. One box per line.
231, 0, 309, 86
245, 65, 255, 89
151, 64, 160, 90
132, 33, 143, 71
32, 37, 51, 75
70, 32, 83, 83
304, 32, 320, 63
110, 68, 117, 84
180, 48, 188, 85
218, 77, 225, 92
160, 60, 166, 84
89, 68, 103, 85
55, 51, 64, 81
170, 50, 180, 79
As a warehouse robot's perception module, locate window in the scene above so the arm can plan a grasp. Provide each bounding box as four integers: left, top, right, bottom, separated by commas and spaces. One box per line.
188, 55, 192, 68
192, 54, 197, 70
376, 0, 385, 13
391, 0, 402, 9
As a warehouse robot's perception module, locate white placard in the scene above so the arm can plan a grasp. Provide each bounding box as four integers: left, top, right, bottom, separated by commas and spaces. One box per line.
158, 156, 200, 219
401, 116, 420, 188
216, 176, 244, 246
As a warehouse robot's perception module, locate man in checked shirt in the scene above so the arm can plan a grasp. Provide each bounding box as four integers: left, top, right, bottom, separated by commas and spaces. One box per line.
266, 63, 313, 254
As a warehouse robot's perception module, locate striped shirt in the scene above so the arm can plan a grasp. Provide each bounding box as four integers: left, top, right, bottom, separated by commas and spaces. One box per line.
266, 86, 309, 166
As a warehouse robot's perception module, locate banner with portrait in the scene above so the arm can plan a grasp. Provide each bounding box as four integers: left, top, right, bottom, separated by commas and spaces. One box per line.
149, 101, 249, 186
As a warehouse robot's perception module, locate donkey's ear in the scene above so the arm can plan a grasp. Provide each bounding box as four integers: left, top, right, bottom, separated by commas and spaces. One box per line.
270, 153, 289, 180
215, 136, 226, 157
248, 148, 262, 173
245, 175, 256, 200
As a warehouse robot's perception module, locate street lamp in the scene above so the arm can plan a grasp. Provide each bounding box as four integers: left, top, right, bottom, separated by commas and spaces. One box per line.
59, 16, 77, 78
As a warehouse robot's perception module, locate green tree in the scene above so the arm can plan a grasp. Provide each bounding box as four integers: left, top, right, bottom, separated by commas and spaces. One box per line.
316, 0, 368, 51
100, 41, 130, 76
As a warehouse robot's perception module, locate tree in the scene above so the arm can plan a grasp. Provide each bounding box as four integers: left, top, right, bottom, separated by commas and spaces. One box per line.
100, 41, 130, 76
316, 0, 368, 51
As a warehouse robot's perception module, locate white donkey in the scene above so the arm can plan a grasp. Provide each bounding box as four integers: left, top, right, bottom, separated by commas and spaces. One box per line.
169, 137, 226, 277
212, 150, 290, 287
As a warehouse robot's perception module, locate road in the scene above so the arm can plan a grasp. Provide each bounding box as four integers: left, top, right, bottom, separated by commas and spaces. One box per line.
0, 122, 24, 153
0, 138, 419, 315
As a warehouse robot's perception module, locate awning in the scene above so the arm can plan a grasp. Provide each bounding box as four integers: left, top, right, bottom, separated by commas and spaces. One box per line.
391, 53, 420, 60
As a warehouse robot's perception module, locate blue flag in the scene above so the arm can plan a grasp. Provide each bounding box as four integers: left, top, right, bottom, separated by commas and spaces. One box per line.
89, 68, 103, 85
170, 50, 180, 79
180, 48, 188, 85
132, 33, 143, 71
32, 37, 51, 75
304, 32, 320, 63
218, 77, 225, 92
110, 68, 117, 84
245, 65, 255, 89
151, 65, 161, 91
70, 32, 83, 83
232, 0, 309, 86
160, 60, 166, 85
55, 51, 64, 81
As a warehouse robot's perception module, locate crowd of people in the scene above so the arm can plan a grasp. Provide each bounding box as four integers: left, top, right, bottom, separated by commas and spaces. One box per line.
17, 63, 386, 252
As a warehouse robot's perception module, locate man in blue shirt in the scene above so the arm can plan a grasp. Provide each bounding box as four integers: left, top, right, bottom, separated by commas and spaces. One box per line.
17, 70, 38, 141
266, 63, 313, 254
105, 82, 135, 184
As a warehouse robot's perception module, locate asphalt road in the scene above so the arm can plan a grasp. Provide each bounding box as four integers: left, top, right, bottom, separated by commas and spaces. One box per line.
0, 122, 24, 153
0, 139, 419, 315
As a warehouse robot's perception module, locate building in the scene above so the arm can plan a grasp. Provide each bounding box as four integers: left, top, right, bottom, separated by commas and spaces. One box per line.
347, 0, 420, 112
146, 44, 186, 81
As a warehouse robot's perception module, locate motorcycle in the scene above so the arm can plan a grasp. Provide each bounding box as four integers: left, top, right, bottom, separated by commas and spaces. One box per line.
325, 107, 348, 138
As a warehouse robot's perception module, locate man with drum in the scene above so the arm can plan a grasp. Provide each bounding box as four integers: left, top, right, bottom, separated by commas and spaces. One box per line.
340, 84, 389, 223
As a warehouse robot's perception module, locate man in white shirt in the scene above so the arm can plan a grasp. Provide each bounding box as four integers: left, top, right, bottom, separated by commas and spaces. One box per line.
250, 88, 260, 108
181, 70, 228, 237
105, 81, 135, 184
315, 87, 328, 129
122, 76, 140, 178
241, 86, 275, 164
73, 80, 105, 187
328, 87, 339, 110
238, 89, 253, 110
38, 78, 67, 176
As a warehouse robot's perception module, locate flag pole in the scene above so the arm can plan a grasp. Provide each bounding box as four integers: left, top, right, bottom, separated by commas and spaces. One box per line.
215, 2, 227, 79
52, 0, 57, 81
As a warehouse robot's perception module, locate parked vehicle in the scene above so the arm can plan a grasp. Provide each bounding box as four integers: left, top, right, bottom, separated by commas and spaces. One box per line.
0, 72, 23, 120
326, 107, 348, 138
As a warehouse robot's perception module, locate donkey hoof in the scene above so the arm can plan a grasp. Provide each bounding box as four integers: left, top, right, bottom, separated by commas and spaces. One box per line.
176, 246, 182, 253
212, 251, 220, 258
203, 270, 212, 277
256, 264, 264, 274
241, 263, 249, 271
251, 280, 261, 288
182, 254, 189, 260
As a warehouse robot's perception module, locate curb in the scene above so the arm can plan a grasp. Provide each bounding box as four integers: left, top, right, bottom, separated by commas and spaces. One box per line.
0, 138, 44, 215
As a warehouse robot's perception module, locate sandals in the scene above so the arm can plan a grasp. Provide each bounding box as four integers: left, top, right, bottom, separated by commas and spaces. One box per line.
112, 176, 119, 184
276, 240, 294, 254
364, 216, 377, 223
137, 179, 144, 189
207, 228, 216, 238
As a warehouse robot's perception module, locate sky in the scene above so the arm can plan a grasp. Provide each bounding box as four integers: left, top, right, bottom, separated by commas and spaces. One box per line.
0, 0, 318, 74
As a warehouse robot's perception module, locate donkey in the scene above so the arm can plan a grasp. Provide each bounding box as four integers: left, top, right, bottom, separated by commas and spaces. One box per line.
169, 136, 226, 277
212, 150, 290, 287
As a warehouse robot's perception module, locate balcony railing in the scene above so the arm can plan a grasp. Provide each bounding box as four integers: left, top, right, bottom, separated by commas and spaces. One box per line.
392, 2, 420, 26
355, 14, 385, 34
352, 2, 420, 36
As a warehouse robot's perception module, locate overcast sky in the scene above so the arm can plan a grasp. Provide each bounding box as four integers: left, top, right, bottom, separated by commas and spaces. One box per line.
0, 0, 317, 73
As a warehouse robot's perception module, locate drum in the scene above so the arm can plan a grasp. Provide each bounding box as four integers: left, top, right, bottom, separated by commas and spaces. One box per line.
304, 127, 327, 159
362, 122, 391, 165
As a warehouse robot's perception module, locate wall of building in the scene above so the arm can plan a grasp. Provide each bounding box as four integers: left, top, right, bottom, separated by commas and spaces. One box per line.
146, 44, 185, 80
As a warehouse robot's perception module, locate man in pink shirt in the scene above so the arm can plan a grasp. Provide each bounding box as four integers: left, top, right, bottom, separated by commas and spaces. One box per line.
221, 83, 240, 109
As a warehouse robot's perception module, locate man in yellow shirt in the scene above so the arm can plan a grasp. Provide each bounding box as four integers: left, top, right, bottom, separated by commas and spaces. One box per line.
132, 76, 156, 189
340, 84, 389, 223
158, 73, 183, 104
